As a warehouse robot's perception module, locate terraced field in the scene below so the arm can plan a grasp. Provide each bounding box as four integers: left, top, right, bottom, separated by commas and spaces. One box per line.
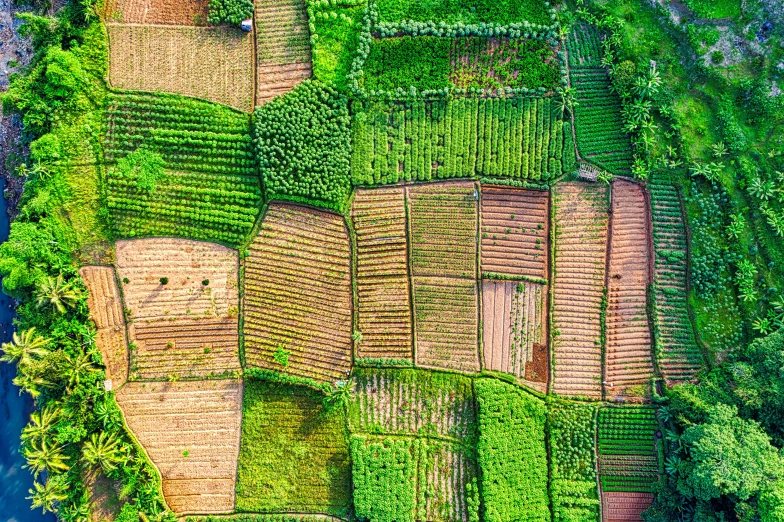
551, 183, 608, 399
352, 187, 412, 361
115, 380, 243, 515
255, 0, 312, 104
243, 204, 353, 382
605, 181, 654, 400
480, 187, 549, 280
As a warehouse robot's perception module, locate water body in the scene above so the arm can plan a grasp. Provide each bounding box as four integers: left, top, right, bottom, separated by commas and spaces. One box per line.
0, 178, 55, 522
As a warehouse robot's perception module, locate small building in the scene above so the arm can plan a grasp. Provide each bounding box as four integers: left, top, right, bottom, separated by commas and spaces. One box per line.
240, 19, 253, 32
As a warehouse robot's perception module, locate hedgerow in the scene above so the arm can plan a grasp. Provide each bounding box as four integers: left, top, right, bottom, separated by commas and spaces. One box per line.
253, 81, 352, 213
475, 378, 549, 522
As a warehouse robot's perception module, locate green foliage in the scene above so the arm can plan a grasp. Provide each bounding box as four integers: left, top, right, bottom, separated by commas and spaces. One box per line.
207, 0, 254, 25
681, 0, 740, 19
363, 37, 452, 92
597, 407, 659, 493
375, 0, 554, 26
254, 81, 352, 212
111, 149, 165, 194
474, 378, 549, 522
309, 2, 364, 91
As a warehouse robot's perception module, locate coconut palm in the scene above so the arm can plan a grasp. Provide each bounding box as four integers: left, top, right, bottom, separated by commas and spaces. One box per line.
62, 350, 100, 390
35, 274, 81, 314
82, 431, 124, 472
23, 438, 70, 478
0, 328, 50, 368
28, 478, 68, 514
21, 404, 61, 444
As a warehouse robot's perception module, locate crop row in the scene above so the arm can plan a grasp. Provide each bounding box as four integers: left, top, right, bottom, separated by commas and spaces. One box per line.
565, 22, 602, 67
598, 407, 659, 493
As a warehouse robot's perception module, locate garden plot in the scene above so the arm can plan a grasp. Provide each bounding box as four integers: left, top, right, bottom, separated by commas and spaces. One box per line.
352, 187, 412, 361
480, 186, 549, 280
598, 407, 659, 495
349, 368, 476, 441
551, 182, 608, 399
106, 24, 254, 112
605, 180, 654, 400
243, 204, 353, 382
115, 379, 243, 515
102, 0, 209, 25
481, 280, 547, 390
602, 492, 654, 522
80, 266, 129, 386
255, 0, 313, 104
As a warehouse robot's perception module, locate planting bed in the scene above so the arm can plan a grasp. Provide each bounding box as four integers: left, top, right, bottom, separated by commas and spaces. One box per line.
566, 22, 602, 68
605, 181, 653, 400
80, 266, 129, 386
255, 0, 313, 104
102, 0, 209, 25
352, 187, 412, 360
598, 407, 659, 494
115, 379, 243, 515
243, 204, 353, 382
106, 24, 254, 112
480, 186, 549, 280
602, 492, 654, 522
551, 182, 608, 399
481, 280, 547, 390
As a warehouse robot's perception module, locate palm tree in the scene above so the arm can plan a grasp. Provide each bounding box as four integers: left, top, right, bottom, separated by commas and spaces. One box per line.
62, 350, 100, 390
28, 478, 67, 514
749, 177, 775, 202
21, 404, 61, 444
23, 438, 70, 478
35, 274, 81, 314
711, 141, 728, 158
555, 87, 578, 116
633, 62, 662, 99
0, 328, 50, 368
82, 431, 124, 472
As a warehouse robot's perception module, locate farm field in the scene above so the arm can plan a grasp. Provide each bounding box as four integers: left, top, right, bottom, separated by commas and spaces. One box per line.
551, 182, 608, 399
480, 186, 549, 280
115, 380, 243, 515
255, 0, 313, 104
352, 187, 413, 361
102, 0, 209, 25
597, 407, 659, 496
106, 24, 254, 112
605, 180, 654, 400
236, 380, 351, 514
602, 492, 655, 522
80, 266, 129, 386
243, 204, 353, 382
374, 0, 554, 26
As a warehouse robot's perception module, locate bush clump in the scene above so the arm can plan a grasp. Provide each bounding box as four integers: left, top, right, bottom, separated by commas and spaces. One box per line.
207, 0, 254, 25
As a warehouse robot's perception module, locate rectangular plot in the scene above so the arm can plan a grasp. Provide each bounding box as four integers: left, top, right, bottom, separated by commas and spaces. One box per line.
598, 407, 659, 495
102, 0, 209, 24
602, 492, 654, 522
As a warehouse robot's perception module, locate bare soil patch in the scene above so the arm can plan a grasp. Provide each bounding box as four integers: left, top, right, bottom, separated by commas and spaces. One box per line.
102, 0, 209, 25
84, 467, 122, 522
116, 379, 243, 515
602, 491, 654, 522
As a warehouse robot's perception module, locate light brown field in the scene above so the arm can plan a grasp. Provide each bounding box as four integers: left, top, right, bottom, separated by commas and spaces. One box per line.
116, 379, 243, 515
352, 187, 412, 361
602, 492, 653, 522
605, 180, 653, 400
80, 266, 129, 387
102, 0, 209, 25
106, 24, 254, 112
255, 0, 312, 104
482, 280, 547, 391
243, 204, 353, 382
480, 186, 549, 280
115, 238, 240, 380
551, 182, 608, 399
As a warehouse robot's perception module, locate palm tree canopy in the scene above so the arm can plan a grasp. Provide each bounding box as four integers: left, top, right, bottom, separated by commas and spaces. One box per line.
0, 328, 50, 367
35, 273, 81, 314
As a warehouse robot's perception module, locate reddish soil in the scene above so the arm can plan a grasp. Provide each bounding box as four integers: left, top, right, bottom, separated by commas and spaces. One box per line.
352, 187, 413, 360
605, 180, 654, 400
102, 0, 210, 25
602, 491, 654, 522
243, 204, 353, 382
480, 186, 549, 279
525, 343, 548, 384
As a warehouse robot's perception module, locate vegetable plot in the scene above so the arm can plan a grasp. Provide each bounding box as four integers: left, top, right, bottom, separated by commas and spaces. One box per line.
597, 407, 659, 493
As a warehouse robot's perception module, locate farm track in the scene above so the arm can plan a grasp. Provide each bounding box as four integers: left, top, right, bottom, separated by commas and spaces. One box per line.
352, 188, 413, 360
116, 380, 243, 515
551, 183, 608, 399
605, 181, 654, 400
243, 204, 352, 382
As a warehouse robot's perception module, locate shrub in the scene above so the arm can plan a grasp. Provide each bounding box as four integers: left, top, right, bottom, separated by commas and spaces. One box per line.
159, 277, 169, 285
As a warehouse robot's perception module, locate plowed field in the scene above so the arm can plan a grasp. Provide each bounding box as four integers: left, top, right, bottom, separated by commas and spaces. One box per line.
243, 204, 353, 382
115, 380, 243, 515
605, 181, 653, 400
106, 24, 254, 112
602, 492, 654, 522
551, 183, 608, 399
80, 266, 129, 386
352, 187, 412, 360
102, 0, 209, 25
480, 187, 549, 280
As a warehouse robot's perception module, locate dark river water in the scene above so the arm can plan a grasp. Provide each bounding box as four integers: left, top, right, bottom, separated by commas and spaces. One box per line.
0, 178, 56, 522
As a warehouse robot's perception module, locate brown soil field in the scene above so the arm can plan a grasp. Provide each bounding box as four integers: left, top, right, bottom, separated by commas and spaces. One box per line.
106, 24, 254, 112
243, 204, 353, 382
551, 182, 609, 400
102, 0, 209, 25
602, 491, 654, 522
412, 276, 480, 372
115, 238, 239, 321
408, 182, 478, 279
129, 317, 240, 380
482, 280, 547, 391
116, 379, 243, 515
352, 187, 412, 360
605, 180, 654, 400
80, 266, 129, 387
255, 0, 312, 104
480, 186, 549, 279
